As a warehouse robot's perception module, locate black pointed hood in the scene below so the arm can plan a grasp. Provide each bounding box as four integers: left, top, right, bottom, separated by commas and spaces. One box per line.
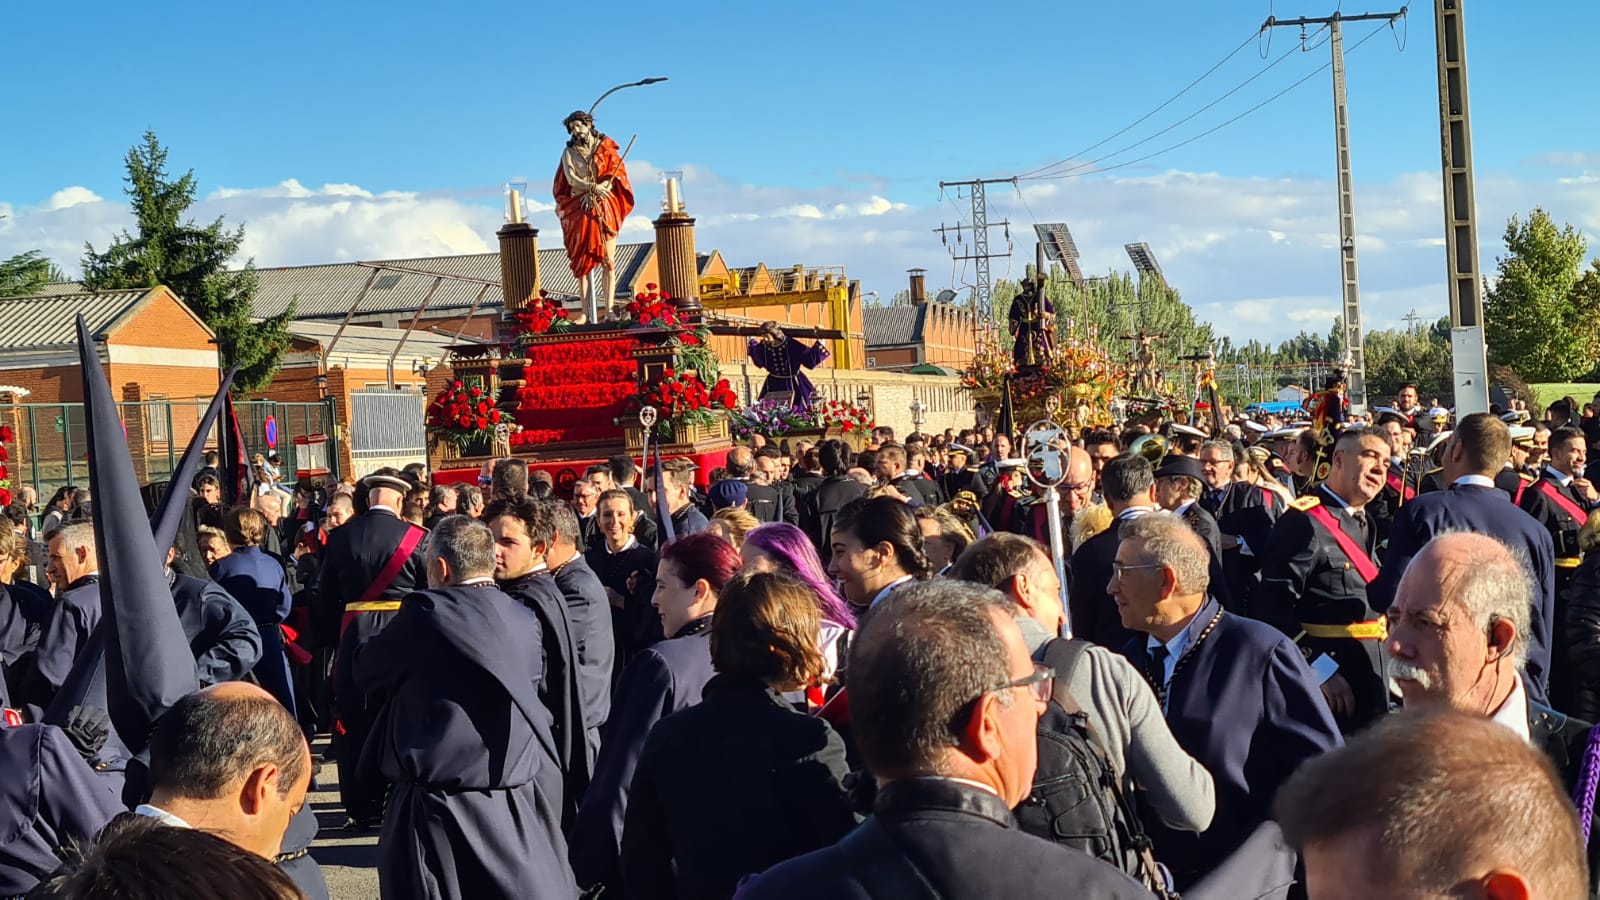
152, 367, 237, 561
73, 315, 198, 751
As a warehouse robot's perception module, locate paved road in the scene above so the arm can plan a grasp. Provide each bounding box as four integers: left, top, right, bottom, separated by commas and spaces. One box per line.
307, 740, 380, 899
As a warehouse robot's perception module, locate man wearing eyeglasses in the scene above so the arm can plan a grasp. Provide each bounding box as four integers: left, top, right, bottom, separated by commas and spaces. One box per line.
1112, 513, 1339, 891
738, 580, 1149, 899
1015, 446, 1093, 550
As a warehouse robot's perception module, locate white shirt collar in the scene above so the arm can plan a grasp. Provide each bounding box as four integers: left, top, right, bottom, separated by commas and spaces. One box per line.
605, 536, 639, 555
1319, 485, 1353, 510
1453, 474, 1496, 489
457, 576, 495, 587
1487, 677, 1531, 744
1116, 505, 1156, 521
134, 804, 193, 828
1173, 500, 1195, 518
1545, 465, 1574, 488
871, 574, 916, 607
1145, 628, 1191, 688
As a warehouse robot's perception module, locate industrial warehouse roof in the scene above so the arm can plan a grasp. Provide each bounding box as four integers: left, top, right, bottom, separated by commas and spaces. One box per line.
863, 305, 925, 347
0, 286, 210, 351
251, 243, 657, 320
287, 320, 457, 357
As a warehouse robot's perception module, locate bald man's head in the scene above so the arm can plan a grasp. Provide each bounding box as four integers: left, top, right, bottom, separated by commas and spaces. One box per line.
148, 688, 308, 802
200, 680, 277, 703
1389, 531, 1532, 712
1064, 446, 1095, 514
726, 446, 754, 477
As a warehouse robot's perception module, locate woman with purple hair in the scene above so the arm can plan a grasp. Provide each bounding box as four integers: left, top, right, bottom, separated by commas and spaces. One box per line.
739, 523, 854, 701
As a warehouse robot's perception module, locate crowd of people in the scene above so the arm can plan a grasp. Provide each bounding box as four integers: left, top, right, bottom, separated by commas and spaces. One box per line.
3, 373, 1600, 899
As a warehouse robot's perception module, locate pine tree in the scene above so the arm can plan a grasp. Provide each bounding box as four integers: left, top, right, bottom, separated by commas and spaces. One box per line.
82, 131, 293, 393
0, 216, 66, 298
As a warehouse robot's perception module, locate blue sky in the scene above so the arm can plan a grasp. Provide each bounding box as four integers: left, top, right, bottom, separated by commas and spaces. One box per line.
3, 0, 1597, 344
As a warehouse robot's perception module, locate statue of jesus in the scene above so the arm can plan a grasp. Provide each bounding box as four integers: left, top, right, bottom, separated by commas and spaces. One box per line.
554, 110, 635, 319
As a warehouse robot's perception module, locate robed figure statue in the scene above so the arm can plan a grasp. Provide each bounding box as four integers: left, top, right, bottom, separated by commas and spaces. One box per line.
1009, 279, 1055, 371
554, 110, 635, 317
749, 321, 829, 410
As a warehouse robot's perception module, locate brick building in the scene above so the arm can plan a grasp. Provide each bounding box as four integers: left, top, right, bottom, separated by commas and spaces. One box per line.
251, 321, 456, 477
0, 285, 221, 486
862, 269, 981, 372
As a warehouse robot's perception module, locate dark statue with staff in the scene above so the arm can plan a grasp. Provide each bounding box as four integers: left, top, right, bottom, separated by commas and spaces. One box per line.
1009, 269, 1055, 372
749, 320, 829, 410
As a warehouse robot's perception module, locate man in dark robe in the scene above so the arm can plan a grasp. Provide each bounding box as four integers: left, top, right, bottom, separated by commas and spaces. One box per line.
19, 522, 103, 713
1113, 514, 1341, 889
0, 577, 51, 699
748, 321, 828, 410
486, 495, 590, 826
0, 715, 124, 895
166, 549, 262, 686
356, 515, 576, 898
314, 468, 428, 829
548, 503, 615, 768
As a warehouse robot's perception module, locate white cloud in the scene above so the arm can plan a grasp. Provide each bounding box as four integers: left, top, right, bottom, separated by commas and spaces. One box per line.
46, 187, 102, 210
6, 158, 1600, 348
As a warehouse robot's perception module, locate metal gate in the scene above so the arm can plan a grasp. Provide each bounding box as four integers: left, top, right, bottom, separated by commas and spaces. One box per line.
4, 398, 337, 503
347, 389, 427, 472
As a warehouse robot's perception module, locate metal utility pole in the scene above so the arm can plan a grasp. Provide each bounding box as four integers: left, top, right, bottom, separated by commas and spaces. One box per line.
934, 177, 1016, 326
1262, 9, 1405, 415
1435, 0, 1488, 414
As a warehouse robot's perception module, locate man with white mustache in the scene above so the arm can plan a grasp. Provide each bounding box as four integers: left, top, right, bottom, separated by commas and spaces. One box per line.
1386, 530, 1599, 894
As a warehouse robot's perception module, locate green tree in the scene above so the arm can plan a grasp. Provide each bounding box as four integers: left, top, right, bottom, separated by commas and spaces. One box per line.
0, 216, 67, 298
1364, 318, 1453, 403
1483, 208, 1599, 382
82, 131, 293, 393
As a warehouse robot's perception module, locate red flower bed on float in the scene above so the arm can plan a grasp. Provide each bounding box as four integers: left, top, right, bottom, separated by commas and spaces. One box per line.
508, 337, 637, 446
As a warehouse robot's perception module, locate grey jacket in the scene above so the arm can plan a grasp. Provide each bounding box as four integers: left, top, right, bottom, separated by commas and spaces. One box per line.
1018, 615, 1216, 832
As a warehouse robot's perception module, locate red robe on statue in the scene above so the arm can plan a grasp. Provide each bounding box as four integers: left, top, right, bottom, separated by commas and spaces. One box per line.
553, 135, 635, 280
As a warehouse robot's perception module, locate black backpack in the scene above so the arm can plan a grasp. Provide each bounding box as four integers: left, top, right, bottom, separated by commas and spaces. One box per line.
1015, 638, 1175, 898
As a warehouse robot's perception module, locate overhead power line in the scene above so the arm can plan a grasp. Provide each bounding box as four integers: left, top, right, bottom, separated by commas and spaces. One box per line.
1021, 20, 1393, 183
1017, 29, 1261, 180
1024, 23, 1327, 182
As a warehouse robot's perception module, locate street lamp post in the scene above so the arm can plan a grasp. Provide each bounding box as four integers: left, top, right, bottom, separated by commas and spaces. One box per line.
587, 77, 669, 117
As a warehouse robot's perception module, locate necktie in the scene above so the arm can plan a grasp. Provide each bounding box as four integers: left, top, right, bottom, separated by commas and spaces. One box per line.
1147, 644, 1170, 691
1350, 510, 1370, 546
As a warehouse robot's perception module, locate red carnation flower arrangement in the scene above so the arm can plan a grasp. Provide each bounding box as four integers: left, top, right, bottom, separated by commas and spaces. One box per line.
619, 284, 681, 329
0, 423, 12, 508
426, 379, 507, 453
507, 291, 574, 341
816, 398, 874, 434
639, 367, 739, 439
